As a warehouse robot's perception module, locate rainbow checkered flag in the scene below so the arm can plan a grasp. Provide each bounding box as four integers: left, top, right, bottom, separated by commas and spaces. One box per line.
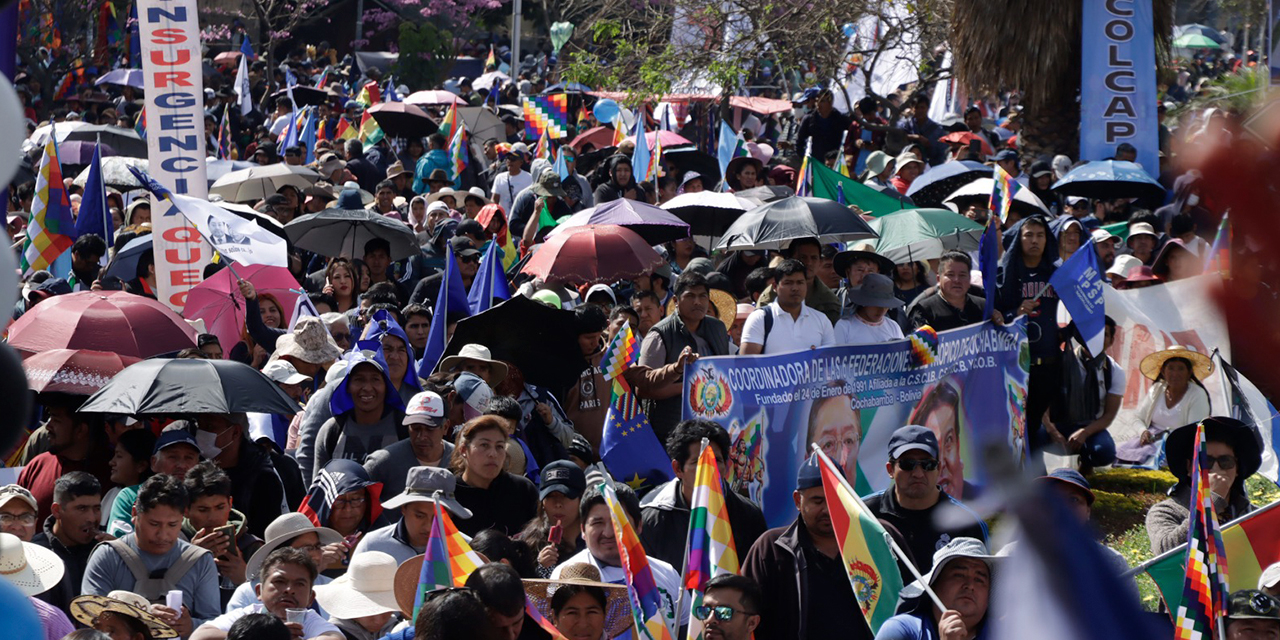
1174, 421, 1231, 640
412, 499, 485, 623
440, 105, 460, 143
134, 106, 147, 140
795, 139, 814, 197
599, 320, 639, 393
603, 481, 675, 640
1205, 213, 1231, 275
20, 136, 78, 277
448, 123, 469, 183
522, 94, 570, 140
988, 163, 1021, 222
217, 104, 232, 160
682, 439, 739, 640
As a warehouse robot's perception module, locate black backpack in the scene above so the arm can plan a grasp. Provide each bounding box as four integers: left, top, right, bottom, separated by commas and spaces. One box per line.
1052, 346, 1112, 427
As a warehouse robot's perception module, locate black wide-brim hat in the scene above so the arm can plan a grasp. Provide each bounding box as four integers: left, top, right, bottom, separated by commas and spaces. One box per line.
1164, 416, 1263, 484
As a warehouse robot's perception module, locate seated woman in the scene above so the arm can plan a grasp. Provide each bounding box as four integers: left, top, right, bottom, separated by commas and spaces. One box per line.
314, 351, 407, 471
1115, 345, 1213, 468
450, 415, 539, 537
1146, 417, 1261, 555
299, 459, 389, 578
524, 563, 632, 640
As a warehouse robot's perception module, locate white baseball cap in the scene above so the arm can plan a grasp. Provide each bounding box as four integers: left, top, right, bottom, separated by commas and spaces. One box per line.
405, 391, 446, 428
1260, 563, 1280, 590
261, 360, 312, 385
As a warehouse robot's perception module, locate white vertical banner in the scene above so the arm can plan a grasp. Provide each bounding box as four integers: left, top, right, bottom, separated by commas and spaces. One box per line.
137, 0, 212, 311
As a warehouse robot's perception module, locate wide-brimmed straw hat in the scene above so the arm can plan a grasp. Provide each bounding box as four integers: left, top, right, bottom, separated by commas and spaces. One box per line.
71, 591, 178, 639
524, 563, 633, 639
314, 551, 402, 619
664, 288, 736, 326
0, 532, 63, 596
1139, 344, 1213, 382
245, 513, 343, 580
437, 344, 509, 386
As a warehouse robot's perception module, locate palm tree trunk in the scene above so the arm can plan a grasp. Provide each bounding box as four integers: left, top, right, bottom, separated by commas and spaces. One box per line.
1019, 97, 1079, 162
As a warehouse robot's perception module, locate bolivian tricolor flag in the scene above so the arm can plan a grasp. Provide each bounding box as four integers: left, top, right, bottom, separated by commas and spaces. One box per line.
815, 449, 903, 634
1140, 498, 1280, 613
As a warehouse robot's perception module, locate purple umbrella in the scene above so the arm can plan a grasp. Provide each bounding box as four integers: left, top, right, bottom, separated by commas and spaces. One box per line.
547, 198, 691, 245
56, 140, 116, 165
94, 69, 144, 90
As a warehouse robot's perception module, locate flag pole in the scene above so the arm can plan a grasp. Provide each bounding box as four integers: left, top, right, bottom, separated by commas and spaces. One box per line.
673, 437, 707, 634
810, 443, 946, 613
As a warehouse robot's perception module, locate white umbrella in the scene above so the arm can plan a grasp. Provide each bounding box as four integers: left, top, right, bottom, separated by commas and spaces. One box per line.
206, 158, 257, 186
475, 71, 511, 92
404, 90, 466, 107
24, 121, 90, 153
209, 163, 320, 203
72, 156, 148, 190
943, 177, 1050, 216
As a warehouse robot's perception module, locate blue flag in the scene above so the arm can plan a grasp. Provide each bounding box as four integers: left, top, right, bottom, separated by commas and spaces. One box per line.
467, 241, 510, 314
128, 2, 141, 68
978, 216, 1000, 321
383, 77, 400, 102
552, 148, 569, 181
281, 107, 301, 150
716, 119, 739, 191
631, 114, 649, 187
416, 246, 472, 379
240, 37, 255, 61
1048, 238, 1106, 357
299, 108, 318, 164
74, 143, 113, 252
600, 391, 673, 493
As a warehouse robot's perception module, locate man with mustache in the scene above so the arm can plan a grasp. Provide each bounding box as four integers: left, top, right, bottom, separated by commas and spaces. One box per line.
32, 471, 110, 613
192, 547, 343, 640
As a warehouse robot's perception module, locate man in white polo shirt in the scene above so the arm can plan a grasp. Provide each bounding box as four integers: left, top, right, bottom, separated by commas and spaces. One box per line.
739, 259, 835, 355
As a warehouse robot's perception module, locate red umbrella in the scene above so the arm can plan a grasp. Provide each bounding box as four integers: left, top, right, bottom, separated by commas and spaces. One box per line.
184, 264, 302, 357
521, 225, 665, 285
214, 51, 242, 65
8, 291, 198, 359
624, 130, 692, 148
23, 349, 140, 395
569, 126, 616, 151
938, 131, 995, 157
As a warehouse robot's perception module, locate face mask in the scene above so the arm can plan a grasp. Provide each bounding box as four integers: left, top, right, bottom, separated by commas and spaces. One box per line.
195, 430, 224, 459
1187, 193, 1200, 206
792, 107, 807, 119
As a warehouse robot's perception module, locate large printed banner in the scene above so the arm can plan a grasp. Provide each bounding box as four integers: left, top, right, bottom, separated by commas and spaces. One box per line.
138, 0, 211, 310
1081, 0, 1159, 174
683, 320, 1029, 527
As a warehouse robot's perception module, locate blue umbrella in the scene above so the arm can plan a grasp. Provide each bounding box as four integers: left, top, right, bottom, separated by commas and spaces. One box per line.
94, 69, 144, 89
1050, 160, 1165, 201
543, 82, 591, 93
904, 160, 991, 208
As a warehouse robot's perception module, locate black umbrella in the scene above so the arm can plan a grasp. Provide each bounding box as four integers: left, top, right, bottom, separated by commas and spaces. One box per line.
271, 86, 330, 108
285, 208, 419, 260
79, 359, 302, 415
367, 102, 439, 139
660, 191, 753, 237
662, 147, 721, 187
59, 125, 147, 158
905, 160, 991, 208
734, 185, 794, 207
715, 196, 879, 251
440, 296, 587, 390
1050, 160, 1166, 201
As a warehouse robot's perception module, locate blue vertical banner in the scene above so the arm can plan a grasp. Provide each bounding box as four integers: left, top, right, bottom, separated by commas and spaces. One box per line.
1081, 0, 1158, 174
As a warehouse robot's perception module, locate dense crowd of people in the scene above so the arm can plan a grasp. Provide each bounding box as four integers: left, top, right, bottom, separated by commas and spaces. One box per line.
1, 23, 1278, 640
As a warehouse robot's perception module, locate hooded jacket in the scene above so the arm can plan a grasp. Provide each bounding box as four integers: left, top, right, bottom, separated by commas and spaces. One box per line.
996, 216, 1060, 359
592, 155, 643, 204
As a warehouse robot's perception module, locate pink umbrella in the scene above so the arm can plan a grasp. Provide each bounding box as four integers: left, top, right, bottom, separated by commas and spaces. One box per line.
184, 264, 302, 357
624, 130, 692, 148
8, 291, 198, 359
404, 90, 466, 107
521, 225, 664, 285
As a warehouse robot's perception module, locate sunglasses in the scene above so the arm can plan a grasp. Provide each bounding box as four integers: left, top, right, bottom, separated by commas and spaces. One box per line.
693, 605, 756, 622
458, 254, 481, 264
1203, 454, 1237, 471
896, 459, 940, 472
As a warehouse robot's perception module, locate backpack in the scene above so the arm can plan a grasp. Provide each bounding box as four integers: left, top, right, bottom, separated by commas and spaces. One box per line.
1052, 346, 1112, 427
759, 306, 773, 352
104, 538, 209, 603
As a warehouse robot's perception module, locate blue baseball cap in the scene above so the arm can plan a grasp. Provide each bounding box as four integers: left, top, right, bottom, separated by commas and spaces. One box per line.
1037, 468, 1095, 506
153, 430, 200, 456
796, 453, 842, 491
888, 425, 939, 460
994, 149, 1019, 163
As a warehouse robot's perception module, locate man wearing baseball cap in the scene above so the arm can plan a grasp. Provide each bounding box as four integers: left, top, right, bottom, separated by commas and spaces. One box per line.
1034, 469, 1133, 585
1225, 590, 1280, 639
364, 391, 455, 504
1259, 563, 1280, 600
863, 425, 988, 574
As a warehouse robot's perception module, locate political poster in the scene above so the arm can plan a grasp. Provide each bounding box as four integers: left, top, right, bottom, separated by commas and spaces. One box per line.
683, 320, 1029, 527
1080, 0, 1159, 173
137, 0, 211, 310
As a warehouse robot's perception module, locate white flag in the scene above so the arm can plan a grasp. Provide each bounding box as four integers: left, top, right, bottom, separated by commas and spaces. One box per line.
235, 54, 252, 116
288, 290, 321, 331
164, 192, 288, 267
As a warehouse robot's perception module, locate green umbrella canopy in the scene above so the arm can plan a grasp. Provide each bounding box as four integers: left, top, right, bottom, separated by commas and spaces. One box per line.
867, 208, 985, 263
1172, 33, 1221, 49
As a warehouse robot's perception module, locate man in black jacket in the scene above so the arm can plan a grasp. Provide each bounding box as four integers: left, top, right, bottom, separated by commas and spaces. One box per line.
742, 455, 867, 640
639, 419, 767, 569
32, 471, 106, 613
194, 413, 287, 539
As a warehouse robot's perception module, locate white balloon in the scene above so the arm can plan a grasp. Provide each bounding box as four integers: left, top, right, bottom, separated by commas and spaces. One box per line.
0, 75, 25, 188
0, 243, 18, 333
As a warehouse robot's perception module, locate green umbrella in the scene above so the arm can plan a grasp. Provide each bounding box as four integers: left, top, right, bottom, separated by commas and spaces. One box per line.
867, 208, 984, 263
1172, 33, 1221, 49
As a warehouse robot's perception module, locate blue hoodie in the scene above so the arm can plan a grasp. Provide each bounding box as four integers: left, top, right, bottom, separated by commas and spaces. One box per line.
357, 310, 423, 407
996, 216, 1060, 359
413, 148, 456, 193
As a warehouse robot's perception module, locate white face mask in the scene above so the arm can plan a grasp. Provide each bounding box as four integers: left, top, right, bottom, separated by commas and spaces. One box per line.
195, 430, 225, 459
792, 107, 808, 119
1186, 193, 1200, 206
